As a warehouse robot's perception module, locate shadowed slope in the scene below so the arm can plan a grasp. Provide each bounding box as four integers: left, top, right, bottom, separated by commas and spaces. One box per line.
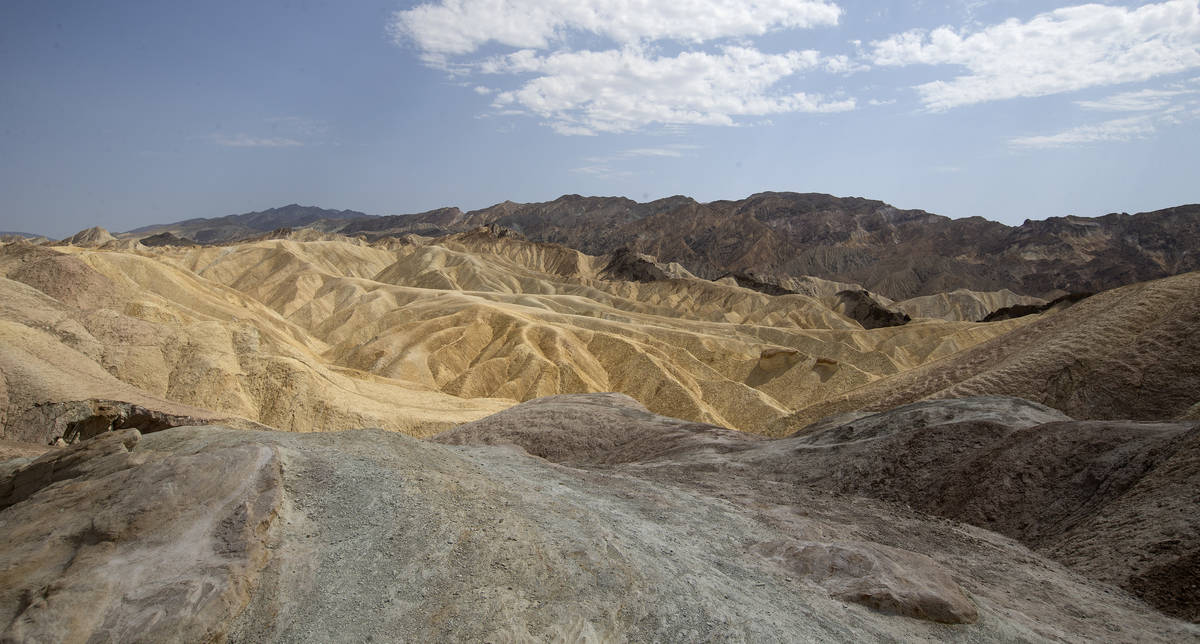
772, 270, 1200, 434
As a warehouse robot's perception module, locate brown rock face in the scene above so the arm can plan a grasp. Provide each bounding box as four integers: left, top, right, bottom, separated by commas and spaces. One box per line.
833, 289, 911, 329
138, 231, 198, 247
981, 291, 1091, 322
7, 399, 228, 445
599, 247, 693, 282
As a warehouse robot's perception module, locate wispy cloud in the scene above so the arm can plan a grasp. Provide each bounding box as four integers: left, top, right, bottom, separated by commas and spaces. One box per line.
206, 116, 328, 149
584, 144, 702, 164
265, 116, 328, 137
572, 143, 701, 179
1010, 115, 1158, 149
1076, 88, 1198, 112
871, 0, 1200, 110
1012, 79, 1200, 149
570, 165, 635, 180
210, 134, 304, 148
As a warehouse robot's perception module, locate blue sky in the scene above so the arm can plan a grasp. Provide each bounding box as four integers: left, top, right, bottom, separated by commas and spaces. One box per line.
2, 0, 1198, 237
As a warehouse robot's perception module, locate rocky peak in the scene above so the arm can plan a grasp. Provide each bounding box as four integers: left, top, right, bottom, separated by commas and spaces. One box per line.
60, 226, 116, 247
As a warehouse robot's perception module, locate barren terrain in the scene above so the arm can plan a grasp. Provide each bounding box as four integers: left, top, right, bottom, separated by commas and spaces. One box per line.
0, 231, 1031, 437
1, 215, 1198, 642
2, 396, 1196, 641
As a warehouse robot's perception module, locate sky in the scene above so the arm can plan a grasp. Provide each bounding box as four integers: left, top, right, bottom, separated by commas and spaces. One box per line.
1, 0, 1198, 238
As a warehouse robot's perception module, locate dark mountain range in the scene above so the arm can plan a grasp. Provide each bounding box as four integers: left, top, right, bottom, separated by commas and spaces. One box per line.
138, 231, 198, 247
120, 193, 1199, 299
124, 204, 372, 244
327, 193, 1200, 299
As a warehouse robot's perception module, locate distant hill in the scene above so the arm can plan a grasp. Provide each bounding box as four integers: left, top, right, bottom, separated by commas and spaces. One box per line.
124, 204, 373, 244
123, 194, 1200, 299
325, 193, 1199, 299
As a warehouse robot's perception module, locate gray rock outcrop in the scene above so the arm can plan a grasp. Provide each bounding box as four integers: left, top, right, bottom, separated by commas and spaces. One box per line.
2, 395, 1196, 641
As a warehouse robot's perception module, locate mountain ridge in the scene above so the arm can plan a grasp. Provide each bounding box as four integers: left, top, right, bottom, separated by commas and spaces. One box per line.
116, 192, 1200, 300
125, 204, 372, 244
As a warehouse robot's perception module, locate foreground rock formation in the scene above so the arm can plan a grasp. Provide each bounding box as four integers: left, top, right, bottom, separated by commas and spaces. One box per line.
0, 429, 280, 641
1, 395, 1196, 641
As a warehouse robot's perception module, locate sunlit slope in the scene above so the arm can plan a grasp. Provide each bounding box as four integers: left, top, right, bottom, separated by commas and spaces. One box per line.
143, 231, 1028, 432
897, 288, 1046, 322
0, 242, 508, 437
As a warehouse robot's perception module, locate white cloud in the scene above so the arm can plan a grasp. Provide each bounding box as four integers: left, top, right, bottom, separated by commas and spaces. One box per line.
1076, 88, 1197, 111
391, 0, 841, 55
822, 54, 868, 75
485, 46, 855, 134
392, 0, 852, 135
871, 0, 1200, 110
210, 134, 304, 148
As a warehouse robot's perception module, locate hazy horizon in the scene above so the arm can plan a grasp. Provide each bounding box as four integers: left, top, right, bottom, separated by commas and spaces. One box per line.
3, 0, 1199, 238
